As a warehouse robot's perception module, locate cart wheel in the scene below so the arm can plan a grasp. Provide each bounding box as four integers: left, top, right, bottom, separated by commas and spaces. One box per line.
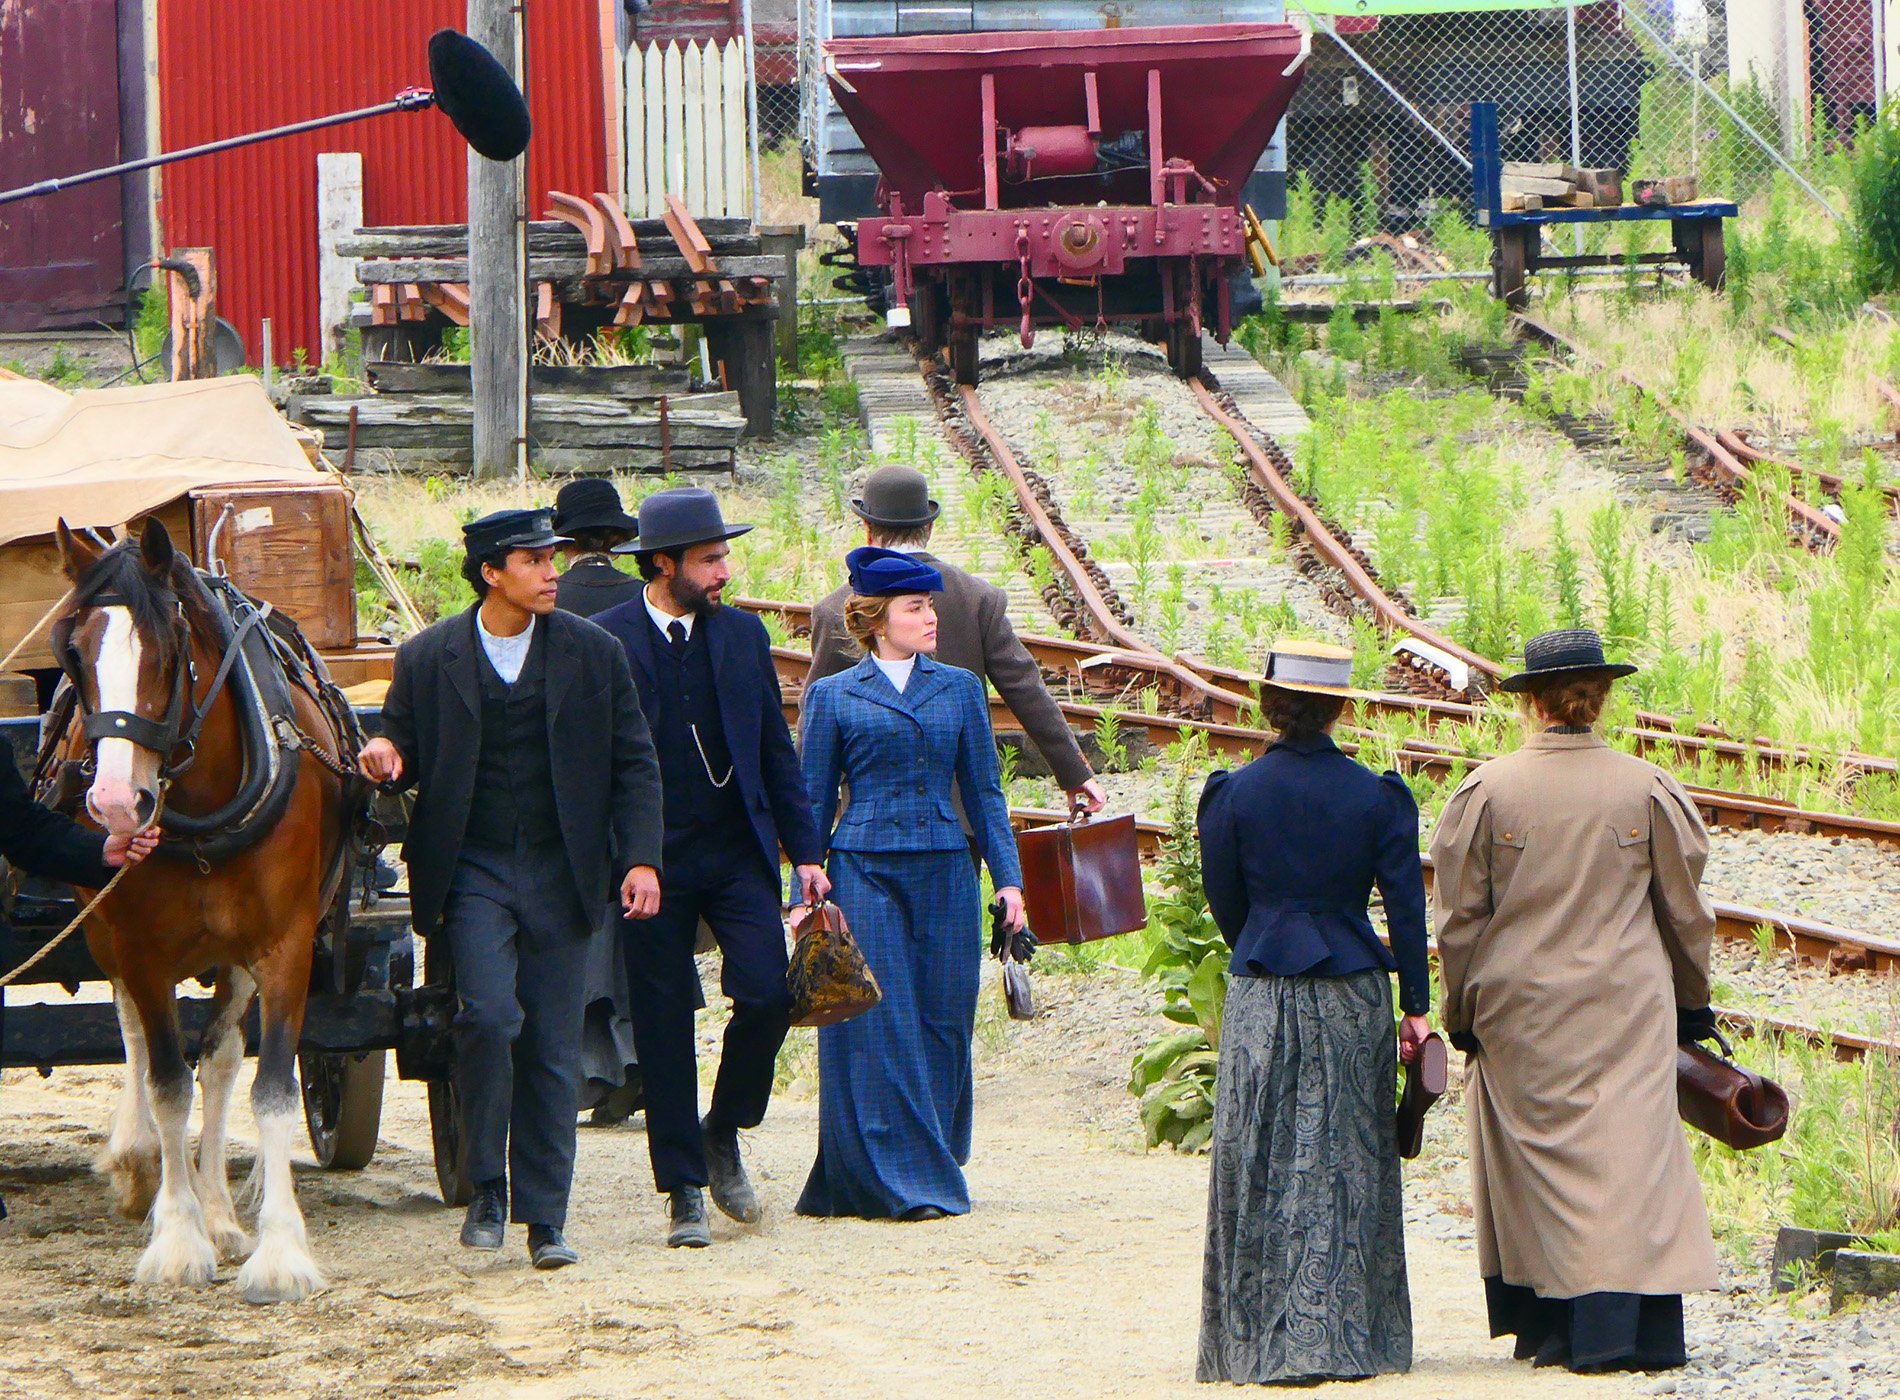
949, 327, 981, 387
1492, 227, 1531, 309
300, 1050, 386, 1170
421, 939, 472, 1206
1164, 264, 1204, 379
1693, 221, 1726, 292
912, 278, 945, 358
1166, 316, 1204, 379
429, 1075, 474, 1207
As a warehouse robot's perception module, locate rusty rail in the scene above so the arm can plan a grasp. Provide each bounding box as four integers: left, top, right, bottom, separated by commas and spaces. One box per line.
1515, 314, 1840, 548
1188, 378, 1505, 693
1015, 806, 1899, 1060
773, 638, 1900, 851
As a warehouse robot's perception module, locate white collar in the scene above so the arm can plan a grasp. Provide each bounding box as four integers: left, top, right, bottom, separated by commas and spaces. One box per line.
476, 610, 535, 650
871, 652, 916, 692
644, 588, 694, 641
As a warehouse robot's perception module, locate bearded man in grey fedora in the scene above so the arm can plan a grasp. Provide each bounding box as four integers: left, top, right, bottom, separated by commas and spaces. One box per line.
807, 464, 1105, 814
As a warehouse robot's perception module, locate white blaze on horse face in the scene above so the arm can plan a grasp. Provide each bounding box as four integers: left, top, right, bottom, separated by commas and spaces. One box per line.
86, 606, 156, 834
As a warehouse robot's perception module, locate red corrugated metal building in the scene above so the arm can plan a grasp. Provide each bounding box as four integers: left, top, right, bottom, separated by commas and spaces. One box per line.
156, 1, 611, 365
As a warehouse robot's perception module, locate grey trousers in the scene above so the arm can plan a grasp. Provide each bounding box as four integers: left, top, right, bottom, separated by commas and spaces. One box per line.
443, 837, 592, 1227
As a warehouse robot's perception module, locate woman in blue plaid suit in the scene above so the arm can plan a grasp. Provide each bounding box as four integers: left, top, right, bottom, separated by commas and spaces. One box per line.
796, 547, 1025, 1220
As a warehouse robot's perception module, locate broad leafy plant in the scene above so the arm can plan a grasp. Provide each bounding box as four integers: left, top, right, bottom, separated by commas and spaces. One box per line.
1128, 746, 1231, 1152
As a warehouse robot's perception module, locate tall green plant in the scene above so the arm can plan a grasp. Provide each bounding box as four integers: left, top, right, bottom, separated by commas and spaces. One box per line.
1849, 106, 1900, 298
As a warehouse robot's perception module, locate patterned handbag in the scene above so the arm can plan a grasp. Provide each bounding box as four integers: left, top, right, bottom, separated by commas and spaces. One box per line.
787, 900, 882, 1028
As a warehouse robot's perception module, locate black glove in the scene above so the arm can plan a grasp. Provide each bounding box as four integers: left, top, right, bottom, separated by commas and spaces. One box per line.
1449, 1030, 1482, 1055
988, 899, 1037, 964
1677, 1005, 1720, 1046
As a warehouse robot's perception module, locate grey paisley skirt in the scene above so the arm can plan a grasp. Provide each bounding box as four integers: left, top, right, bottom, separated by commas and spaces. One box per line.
1197, 970, 1412, 1384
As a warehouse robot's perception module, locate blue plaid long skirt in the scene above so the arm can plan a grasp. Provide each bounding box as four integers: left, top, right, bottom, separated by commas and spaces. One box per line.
795, 848, 980, 1219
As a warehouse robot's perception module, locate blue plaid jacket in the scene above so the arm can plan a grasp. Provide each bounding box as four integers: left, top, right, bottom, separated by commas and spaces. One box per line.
800, 654, 1024, 889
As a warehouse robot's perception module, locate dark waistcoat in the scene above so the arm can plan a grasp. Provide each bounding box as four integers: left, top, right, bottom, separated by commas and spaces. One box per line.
463, 624, 562, 849
649, 621, 746, 840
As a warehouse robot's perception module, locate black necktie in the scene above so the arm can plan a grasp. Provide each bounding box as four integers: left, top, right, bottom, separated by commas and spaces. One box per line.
668, 620, 687, 651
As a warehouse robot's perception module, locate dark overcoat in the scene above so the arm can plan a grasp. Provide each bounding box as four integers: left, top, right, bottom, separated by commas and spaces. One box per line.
807, 551, 1091, 790
0, 758, 111, 889
555, 557, 642, 619
592, 598, 823, 882
379, 605, 664, 936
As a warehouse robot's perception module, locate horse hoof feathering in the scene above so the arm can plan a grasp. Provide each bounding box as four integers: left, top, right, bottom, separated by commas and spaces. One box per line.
53, 519, 358, 1302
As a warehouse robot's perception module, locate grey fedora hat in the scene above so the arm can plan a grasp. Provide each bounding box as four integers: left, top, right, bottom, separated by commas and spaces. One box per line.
614, 486, 752, 555
1498, 628, 1637, 693
850, 464, 941, 529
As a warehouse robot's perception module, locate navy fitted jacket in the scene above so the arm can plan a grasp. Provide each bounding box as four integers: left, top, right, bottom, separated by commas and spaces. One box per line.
1197, 733, 1430, 1016
593, 598, 825, 881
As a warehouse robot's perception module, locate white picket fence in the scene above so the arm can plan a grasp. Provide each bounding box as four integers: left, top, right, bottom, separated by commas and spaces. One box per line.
622, 39, 753, 219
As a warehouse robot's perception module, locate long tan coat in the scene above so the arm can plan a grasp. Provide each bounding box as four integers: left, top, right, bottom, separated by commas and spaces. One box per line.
1429, 730, 1719, 1298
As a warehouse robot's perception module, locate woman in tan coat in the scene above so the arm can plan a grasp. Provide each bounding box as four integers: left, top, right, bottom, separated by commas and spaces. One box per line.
1429, 629, 1719, 1373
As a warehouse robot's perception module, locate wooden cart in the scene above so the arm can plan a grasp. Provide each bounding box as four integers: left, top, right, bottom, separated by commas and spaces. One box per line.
1471, 102, 1738, 308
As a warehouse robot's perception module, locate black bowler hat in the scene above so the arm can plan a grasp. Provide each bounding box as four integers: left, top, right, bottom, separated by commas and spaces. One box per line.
1498, 628, 1637, 693
552, 478, 638, 535
463, 507, 569, 557
614, 487, 752, 555
851, 465, 940, 529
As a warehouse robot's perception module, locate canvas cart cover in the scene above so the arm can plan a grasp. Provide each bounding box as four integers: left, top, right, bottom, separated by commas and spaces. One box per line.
0, 376, 329, 546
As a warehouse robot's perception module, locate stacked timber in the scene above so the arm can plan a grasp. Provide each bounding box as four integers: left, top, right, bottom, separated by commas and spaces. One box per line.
339, 198, 785, 335
337, 193, 784, 438
1499, 161, 1626, 212
289, 362, 746, 475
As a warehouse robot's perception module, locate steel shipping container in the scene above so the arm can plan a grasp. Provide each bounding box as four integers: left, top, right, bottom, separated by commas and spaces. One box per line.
156, 0, 609, 365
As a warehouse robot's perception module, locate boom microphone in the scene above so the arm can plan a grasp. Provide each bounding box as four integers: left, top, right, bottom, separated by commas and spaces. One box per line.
428, 29, 533, 164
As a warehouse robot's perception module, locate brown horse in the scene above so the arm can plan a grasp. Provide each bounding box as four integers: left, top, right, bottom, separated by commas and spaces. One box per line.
51, 519, 355, 1302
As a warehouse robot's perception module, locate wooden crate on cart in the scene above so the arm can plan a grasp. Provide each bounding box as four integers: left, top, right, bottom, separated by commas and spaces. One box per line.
191, 481, 355, 649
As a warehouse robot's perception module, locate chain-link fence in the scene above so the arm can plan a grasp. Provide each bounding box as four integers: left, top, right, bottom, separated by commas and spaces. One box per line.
1280, 0, 1878, 253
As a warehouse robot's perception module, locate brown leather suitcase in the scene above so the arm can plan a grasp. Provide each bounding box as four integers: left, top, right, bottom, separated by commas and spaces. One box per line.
1016, 812, 1147, 944
1677, 1031, 1789, 1150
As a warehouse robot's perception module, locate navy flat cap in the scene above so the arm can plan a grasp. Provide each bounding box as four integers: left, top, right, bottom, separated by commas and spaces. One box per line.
846, 545, 943, 596
463, 507, 569, 556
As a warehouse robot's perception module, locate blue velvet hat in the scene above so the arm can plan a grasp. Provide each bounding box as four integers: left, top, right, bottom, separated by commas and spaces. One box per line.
846, 546, 943, 596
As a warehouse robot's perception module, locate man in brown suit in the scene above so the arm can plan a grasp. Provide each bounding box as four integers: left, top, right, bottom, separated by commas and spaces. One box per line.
806, 465, 1105, 812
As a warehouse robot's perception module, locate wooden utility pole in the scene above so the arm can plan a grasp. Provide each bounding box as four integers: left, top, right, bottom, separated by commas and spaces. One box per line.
467, 0, 527, 481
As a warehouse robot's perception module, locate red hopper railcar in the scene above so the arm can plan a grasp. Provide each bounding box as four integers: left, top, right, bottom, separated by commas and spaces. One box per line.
827, 23, 1308, 384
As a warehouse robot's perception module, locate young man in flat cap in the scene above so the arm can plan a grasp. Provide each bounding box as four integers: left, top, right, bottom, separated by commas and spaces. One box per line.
594, 487, 829, 1248
808, 464, 1107, 814
358, 508, 664, 1269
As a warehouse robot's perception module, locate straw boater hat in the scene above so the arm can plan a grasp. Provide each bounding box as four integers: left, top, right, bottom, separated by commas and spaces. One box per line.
1257, 638, 1366, 699
1498, 628, 1636, 693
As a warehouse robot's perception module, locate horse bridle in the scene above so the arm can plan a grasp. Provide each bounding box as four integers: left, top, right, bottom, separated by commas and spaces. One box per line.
50, 575, 264, 780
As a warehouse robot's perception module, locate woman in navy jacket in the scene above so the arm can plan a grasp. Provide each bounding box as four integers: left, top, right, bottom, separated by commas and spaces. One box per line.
797, 547, 1024, 1221
1196, 640, 1430, 1385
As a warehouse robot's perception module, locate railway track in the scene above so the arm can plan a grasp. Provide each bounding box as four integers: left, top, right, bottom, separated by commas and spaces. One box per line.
831, 340, 1899, 788
1514, 313, 1844, 550
761, 632, 1900, 852
953, 345, 1895, 780
1008, 806, 1898, 1064
797, 328, 1900, 1052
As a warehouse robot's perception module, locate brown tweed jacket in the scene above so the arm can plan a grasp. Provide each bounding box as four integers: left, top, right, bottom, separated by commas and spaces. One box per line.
805, 551, 1092, 791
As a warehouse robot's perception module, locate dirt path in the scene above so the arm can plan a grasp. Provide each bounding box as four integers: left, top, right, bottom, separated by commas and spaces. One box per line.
0, 967, 1652, 1400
